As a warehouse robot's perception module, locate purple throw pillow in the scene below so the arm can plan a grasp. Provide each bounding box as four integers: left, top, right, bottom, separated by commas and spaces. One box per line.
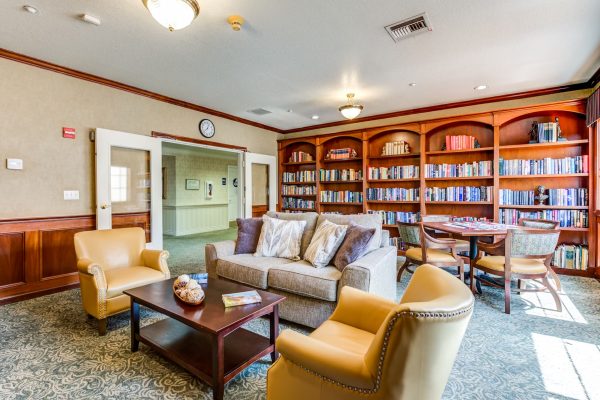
234, 218, 264, 254
333, 222, 376, 271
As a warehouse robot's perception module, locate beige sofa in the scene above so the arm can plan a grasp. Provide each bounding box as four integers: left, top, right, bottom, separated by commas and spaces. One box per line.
205, 212, 397, 328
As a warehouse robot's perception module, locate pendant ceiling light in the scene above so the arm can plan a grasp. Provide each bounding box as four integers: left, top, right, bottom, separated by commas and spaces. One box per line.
142, 0, 200, 31
338, 93, 364, 120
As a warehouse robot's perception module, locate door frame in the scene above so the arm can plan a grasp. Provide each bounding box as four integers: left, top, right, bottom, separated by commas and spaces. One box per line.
227, 165, 240, 221
244, 153, 277, 218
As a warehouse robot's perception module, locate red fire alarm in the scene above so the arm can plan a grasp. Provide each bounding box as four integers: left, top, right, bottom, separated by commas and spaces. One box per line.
63, 127, 76, 139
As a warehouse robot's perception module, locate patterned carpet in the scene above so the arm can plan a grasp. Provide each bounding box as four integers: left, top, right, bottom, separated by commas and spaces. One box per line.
1, 234, 600, 399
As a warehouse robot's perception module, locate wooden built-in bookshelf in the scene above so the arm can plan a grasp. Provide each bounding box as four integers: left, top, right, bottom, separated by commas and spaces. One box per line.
278, 99, 595, 276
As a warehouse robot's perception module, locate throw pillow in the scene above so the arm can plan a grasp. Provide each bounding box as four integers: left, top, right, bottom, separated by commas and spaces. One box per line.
303, 220, 348, 268
254, 215, 306, 260
234, 218, 263, 254
333, 222, 376, 271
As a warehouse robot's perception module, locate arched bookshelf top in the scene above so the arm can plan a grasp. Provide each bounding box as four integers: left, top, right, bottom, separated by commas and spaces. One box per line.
425, 120, 494, 152
279, 139, 316, 149
367, 129, 420, 158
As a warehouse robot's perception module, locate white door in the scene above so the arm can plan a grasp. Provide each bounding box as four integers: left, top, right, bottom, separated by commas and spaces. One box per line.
244, 153, 277, 218
228, 165, 240, 221
95, 128, 163, 249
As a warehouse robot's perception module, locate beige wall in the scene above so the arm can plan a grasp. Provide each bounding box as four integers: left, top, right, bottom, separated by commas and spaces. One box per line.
0, 58, 278, 219
281, 88, 593, 139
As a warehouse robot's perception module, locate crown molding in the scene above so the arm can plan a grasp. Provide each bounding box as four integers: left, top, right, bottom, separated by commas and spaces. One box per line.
0, 48, 283, 134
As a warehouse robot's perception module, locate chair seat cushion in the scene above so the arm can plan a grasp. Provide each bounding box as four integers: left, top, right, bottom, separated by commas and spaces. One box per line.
105, 266, 166, 298
217, 254, 294, 289
268, 260, 341, 301
405, 247, 457, 263
310, 320, 374, 356
476, 256, 548, 274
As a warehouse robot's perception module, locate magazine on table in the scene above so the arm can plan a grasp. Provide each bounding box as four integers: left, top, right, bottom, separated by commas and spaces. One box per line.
222, 290, 262, 307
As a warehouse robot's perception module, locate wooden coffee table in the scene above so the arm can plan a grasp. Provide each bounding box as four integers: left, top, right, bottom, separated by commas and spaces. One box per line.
124, 278, 285, 400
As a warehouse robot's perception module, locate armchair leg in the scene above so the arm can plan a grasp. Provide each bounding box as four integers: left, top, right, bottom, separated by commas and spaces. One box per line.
504, 278, 511, 314
548, 268, 562, 292
543, 277, 562, 312
457, 260, 465, 282
397, 258, 411, 282
98, 318, 108, 336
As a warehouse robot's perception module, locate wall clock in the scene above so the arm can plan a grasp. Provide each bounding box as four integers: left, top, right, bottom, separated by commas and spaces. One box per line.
199, 119, 215, 138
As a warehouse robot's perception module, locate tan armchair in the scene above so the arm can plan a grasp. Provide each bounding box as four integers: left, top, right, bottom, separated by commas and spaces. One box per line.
267, 264, 474, 400
74, 227, 170, 335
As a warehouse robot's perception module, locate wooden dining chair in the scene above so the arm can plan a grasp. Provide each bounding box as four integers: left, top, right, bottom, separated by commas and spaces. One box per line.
471, 228, 561, 314
421, 214, 470, 254
397, 222, 465, 282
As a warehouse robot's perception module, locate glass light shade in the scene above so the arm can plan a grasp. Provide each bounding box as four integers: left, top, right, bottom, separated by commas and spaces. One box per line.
143, 0, 200, 31
339, 104, 363, 120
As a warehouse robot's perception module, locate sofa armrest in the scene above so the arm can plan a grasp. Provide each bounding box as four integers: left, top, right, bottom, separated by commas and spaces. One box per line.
205, 240, 236, 278
142, 249, 170, 278
340, 246, 397, 302
380, 229, 390, 247
276, 329, 374, 390
330, 286, 396, 334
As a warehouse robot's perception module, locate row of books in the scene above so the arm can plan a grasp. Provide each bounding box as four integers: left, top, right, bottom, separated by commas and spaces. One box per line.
319, 168, 363, 181
381, 140, 411, 156
325, 148, 358, 160
533, 122, 561, 143
499, 155, 588, 176
320, 191, 363, 203
499, 189, 536, 205
281, 185, 316, 195
366, 188, 419, 201
424, 161, 492, 178
424, 186, 493, 202
282, 198, 315, 210
288, 151, 313, 163
282, 171, 316, 183
498, 209, 588, 228
367, 165, 419, 180
547, 188, 588, 207
444, 135, 478, 150
368, 210, 419, 225
552, 244, 588, 270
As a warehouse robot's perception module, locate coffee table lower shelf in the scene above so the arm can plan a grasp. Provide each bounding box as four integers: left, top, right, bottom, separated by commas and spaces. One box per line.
138, 318, 273, 384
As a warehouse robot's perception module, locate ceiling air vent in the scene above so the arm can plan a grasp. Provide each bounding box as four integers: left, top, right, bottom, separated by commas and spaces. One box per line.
248, 108, 272, 116
385, 13, 432, 42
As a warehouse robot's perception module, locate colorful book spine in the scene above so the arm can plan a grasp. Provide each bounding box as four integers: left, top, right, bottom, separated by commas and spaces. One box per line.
282, 171, 316, 183
498, 209, 588, 227
319, 191, 363, 203
499, 155, 588, 175
444, 135, 477, 150
424, 186, 493, 202
283, 198, 315, 209
424, 161, 492, 178
289, 151, 314, 162
326, 148, 357, 160
552, 244, 588, 270
368, 210, 419, 224
382, 141, 410, 155
547, 188, 588, 206
367, 165, 419, 180
366, 188, 419, 201
282, 185, 316, 195
499, 189, 535, 205
319, 169, 363, 181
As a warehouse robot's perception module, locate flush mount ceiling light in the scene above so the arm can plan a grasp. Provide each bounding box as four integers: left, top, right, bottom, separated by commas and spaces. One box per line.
23, 5, 38, 14
142, 0, 200, 31
338, 93, 364, 120
311, 115, 320, 120
474, 84, 488, 91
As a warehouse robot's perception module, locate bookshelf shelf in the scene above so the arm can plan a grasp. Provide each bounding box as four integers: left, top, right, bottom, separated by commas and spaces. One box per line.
498, 205, 588, 210
278, 99, 594, 276
426, 147, 494, 155
425, 176, 493, 181
499, 173, 588, 179
281, 207, 315, 212
282, 161, 316, 166
281, 194, 316, 198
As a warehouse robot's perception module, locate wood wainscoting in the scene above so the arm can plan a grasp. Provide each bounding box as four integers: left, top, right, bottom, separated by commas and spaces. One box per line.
0, 212, 150, 305
252, 205, 268, 217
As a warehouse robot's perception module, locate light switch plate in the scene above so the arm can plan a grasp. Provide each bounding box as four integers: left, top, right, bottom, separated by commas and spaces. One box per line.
64, 190, 80, 200
7, 158, 23, 170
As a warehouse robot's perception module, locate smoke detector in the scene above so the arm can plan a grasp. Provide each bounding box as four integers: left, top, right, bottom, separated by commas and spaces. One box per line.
228, 15, 244, 31
385, 13, 432, 42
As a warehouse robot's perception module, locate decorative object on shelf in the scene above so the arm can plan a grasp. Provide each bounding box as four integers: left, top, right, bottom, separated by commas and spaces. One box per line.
338, 93, 363, 120
382, 140, 410, 155
555, 117, 567, 142
205, 180, 214, 199
142, 0, 200, 32
534, 185, 548, 205
325, 147, 358, 160
173, 274, 205, 305
227, 15, 244, 31
199, 118, 215, 138
185, 178, 200, 190
528, 121, 539, 143
441, 135, 480, 151
531, 118, 566, 143
288, 151, 313, 162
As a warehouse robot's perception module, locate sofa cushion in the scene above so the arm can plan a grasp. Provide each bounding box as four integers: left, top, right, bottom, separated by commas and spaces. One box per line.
333, 222, 376, 271
105, 266, 166, 298
217, 254, 294, 289
267, 211, 319, 256
316, 213, 382, 253
268, 260, 341, 301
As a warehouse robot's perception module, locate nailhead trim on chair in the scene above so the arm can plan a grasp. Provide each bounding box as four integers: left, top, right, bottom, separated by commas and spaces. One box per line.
88, 264, 107, 319
288, 301, 475, 394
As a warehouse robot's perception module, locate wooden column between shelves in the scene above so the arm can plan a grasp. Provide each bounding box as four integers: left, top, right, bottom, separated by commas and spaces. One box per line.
493, 125, 500, 222
362, 136, 368, 214
419, 126, 426, 215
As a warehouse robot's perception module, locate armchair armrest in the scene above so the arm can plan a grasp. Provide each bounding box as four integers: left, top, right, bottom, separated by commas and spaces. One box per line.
77, 258, 105, 280
330, 286, 396, 334
477, 239, 505, 257
276, 330, 374, 390
205, 240, 236, 278
340, 246, 397, 302
142, 249, 170, 278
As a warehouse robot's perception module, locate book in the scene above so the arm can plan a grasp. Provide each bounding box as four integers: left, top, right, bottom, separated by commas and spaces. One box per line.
222, 290, 262, 307
189, 273, 208, 284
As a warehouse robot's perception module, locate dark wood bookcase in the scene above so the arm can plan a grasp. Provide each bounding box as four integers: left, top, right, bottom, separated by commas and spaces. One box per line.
278, 99, 595, 276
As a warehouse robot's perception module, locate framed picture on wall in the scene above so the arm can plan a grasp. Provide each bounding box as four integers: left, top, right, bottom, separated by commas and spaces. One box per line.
185, 179, 200, 190
205, 180, 214, 199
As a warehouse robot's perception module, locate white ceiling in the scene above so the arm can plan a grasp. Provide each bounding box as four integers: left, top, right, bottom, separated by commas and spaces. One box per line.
1, 0, 599, 130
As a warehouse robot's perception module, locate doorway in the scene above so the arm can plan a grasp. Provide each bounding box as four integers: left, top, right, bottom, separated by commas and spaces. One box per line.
227, 165, 240, 222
